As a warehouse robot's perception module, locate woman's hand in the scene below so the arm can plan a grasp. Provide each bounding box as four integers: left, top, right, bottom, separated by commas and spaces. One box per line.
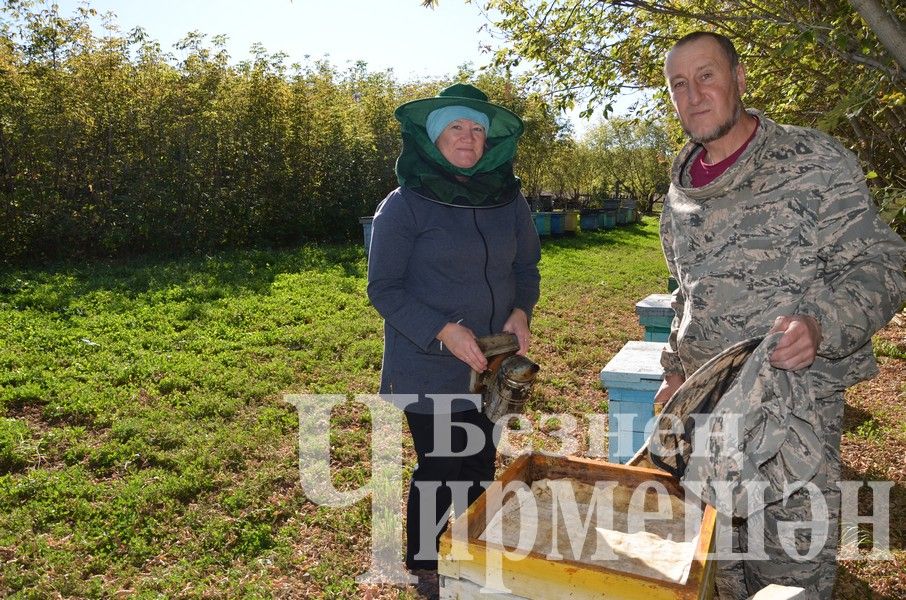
502, 308, 531, 355
437, 322, 488, 372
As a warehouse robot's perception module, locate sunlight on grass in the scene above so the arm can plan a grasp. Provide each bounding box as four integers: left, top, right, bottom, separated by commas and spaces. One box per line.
0, 242, 383, 596
0, 222, 670, 596
7, 217, 899, 598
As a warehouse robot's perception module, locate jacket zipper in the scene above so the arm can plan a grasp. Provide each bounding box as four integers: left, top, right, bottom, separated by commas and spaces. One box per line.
473, 209, 495, 334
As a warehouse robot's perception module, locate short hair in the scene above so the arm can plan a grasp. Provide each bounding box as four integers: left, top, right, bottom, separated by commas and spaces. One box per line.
671, 31, 739, 69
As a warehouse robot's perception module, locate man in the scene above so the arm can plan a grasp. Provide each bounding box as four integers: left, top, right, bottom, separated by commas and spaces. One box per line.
656, 31, 906, 599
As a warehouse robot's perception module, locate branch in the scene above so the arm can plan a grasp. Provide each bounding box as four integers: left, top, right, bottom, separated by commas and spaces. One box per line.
849, 0, 906, 72
738, 0, 905, 81
616, 0, 905, 81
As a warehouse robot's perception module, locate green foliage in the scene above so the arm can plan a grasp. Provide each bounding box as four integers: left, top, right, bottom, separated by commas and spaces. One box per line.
0, 1, 405, 260
873, 184, 906, 236
0, 3, 564, 263
874, 337, 906, 360
527, 117, 672, 210
582, 117, 672, 208
483, 0, 906, 206
853, 418, 884, 441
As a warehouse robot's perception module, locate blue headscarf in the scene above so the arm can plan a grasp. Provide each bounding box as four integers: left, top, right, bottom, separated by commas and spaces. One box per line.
425, 106, 490, 143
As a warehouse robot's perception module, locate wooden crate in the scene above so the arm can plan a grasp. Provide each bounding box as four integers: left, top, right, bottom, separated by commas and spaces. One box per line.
438, 453, 716, 600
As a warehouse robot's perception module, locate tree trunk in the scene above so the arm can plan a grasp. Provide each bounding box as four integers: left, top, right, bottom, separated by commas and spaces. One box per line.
849, 0, 906, 73
0, 124, 15, 194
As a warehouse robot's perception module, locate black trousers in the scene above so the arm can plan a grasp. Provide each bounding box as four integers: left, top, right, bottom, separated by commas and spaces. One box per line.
404, 409, 498, 570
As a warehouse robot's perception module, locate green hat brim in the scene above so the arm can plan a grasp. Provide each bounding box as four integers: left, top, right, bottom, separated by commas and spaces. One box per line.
394, 86, 524, 177
395, 95, 524, 142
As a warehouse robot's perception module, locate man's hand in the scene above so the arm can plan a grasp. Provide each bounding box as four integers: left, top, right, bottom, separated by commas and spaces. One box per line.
502, 308, 531, 355
654, 372, 685, 412
769, 314, 822, 371
437, 322, 488, 372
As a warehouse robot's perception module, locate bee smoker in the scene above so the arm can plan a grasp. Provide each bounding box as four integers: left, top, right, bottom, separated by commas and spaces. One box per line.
469, 333, 540, 422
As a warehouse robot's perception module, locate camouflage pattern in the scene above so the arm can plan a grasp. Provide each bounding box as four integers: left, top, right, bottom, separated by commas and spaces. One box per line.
636, 336, 760, 473
659, 110, 906, 599
660, 110, 906, 398
714, 391, 843, 600
676, 333, 825, 518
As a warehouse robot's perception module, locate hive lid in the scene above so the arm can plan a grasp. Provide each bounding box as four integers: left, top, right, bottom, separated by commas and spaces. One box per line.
635, 293, 675, 317
600, 341, 666, 385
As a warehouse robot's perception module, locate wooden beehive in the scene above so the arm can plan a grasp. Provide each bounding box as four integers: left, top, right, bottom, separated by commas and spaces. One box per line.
599, 341, 667, 464
438, 453, 716, 600
634, 293, 675, 342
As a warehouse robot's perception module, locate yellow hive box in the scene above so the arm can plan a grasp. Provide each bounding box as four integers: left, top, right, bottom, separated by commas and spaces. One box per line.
438, 453, 716, 600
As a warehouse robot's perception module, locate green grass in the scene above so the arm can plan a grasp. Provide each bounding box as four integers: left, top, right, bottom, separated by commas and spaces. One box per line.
853, 418, 885, 442
1, 218, 900, 598
0, 243, 385, 597
874, 338, 906, 360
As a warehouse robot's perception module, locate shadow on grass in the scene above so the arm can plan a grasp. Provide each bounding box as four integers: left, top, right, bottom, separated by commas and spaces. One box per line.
539, 220, 661, 253
842, 403, 877, 435
0, 241, 367, 311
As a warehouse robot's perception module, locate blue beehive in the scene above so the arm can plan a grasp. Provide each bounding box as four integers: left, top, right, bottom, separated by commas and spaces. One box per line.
549, 211, 565, 236
359, 216, 374, 255
531, 212, 551, 236
599, 341, 666, 463
579, 210, 599, 231
599, 209, 617, 230
635, 293, 675, 342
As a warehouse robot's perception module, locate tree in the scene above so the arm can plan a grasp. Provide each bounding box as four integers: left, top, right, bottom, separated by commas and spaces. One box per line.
510, 91, 564, 200
583, 117, 671, 211
850, 0, 906, 71
426, 1, 905, 217
544, 139, 597, 207
0, 2, 571, 261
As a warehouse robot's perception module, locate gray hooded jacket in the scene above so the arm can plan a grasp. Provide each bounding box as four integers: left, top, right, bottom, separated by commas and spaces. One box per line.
367, 186, 541, 413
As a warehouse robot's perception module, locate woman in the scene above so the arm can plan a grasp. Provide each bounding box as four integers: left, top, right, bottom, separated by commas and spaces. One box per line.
366, 83, 541, 587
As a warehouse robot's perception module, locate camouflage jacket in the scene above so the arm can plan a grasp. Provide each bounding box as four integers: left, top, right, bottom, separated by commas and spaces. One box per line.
660, 110, 906, 396
679, 334, 825, 517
